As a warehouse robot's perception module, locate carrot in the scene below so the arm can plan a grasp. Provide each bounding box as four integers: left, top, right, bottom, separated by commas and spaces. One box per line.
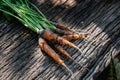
55, 23, 70, 30
38, 38, 73, 76
55, 45, 89, 71
54, 28, 73, 35
54, 45, 73, 60
53, 22, 80, 34
41, 29, 88, 59
63, 33, 90, 41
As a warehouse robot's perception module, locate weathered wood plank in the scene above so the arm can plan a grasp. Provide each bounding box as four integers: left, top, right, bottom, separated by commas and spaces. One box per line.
0, 0, 120, 80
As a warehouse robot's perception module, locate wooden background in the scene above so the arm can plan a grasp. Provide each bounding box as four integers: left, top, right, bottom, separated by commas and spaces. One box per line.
0, 0, 120, 80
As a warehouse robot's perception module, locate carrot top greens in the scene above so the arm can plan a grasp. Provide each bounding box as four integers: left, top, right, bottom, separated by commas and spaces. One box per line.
0, 0, 56, 33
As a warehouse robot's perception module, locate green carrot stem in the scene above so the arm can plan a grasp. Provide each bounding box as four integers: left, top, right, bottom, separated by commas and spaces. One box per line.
0, 0, 56, 33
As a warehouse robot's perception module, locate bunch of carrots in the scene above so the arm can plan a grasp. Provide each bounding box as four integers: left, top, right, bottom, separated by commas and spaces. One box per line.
0, 0, 89, 77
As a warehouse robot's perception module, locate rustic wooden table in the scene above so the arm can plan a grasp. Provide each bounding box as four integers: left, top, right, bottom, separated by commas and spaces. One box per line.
0, 0, 120, 80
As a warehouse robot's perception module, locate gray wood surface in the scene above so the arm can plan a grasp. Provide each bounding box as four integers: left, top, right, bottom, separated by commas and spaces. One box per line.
0, 0, 120, 80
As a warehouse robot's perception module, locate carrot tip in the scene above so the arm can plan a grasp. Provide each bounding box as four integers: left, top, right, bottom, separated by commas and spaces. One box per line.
72, 45, 88, 59
62, 63, 73, 77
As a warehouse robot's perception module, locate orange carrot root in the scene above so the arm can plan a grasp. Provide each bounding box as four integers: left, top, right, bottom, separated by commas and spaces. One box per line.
54, 28, 73, 35
63, 34, 84, 40
54, 23, 80, 34
55, 45, 73, 60
38, 38, 63, 64
54, 23, 70, 30
54, 45, 89, 70
63, 33, 90, 41
38, 38, 73, 75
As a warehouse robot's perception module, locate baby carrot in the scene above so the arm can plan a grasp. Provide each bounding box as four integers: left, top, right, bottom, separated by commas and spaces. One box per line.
38, 38, 73, 75
63, 33, 90, 41
54, 45, 89, 71
54, 28, 73, 35
53, 23, 79, 34
54, 23, 70, 30
54, 45, 73, 60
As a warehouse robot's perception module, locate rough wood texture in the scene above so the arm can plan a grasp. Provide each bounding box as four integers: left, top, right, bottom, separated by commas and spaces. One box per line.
0, 0, 120, 80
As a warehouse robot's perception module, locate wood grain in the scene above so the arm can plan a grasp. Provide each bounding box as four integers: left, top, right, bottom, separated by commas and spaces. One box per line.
0, 0, 120, 80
